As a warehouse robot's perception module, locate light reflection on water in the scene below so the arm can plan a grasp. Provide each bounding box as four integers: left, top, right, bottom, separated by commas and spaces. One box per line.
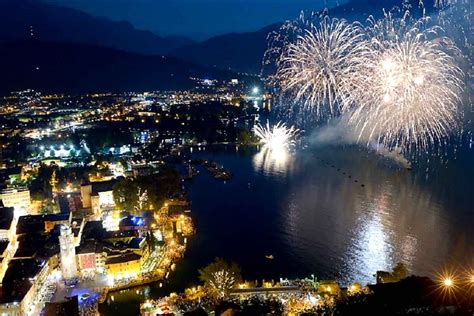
252, 145, 295, 176
281, 148, 460, 285
102, 144, 473, 315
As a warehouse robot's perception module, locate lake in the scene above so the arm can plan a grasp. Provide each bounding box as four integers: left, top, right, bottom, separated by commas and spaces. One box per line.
101, 142, 473, 315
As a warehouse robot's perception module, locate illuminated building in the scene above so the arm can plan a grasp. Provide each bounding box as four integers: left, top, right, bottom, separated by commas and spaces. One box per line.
0, 259, 49, 315
81, 179, 119, 219
0, 207, 18, 283
44, 213, 71, 233
59, 225, 78, 281
318, 280, 341, 297
0, 187, 31, 217
105, 252, 142, 280
76, 240, 106, 276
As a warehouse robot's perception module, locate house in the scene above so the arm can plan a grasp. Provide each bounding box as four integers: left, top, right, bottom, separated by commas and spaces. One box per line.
0, 187, 31, 217
81, 179, 120, 218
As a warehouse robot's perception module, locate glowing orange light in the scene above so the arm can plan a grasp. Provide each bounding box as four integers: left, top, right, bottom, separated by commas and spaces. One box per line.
443, 278, 453, 287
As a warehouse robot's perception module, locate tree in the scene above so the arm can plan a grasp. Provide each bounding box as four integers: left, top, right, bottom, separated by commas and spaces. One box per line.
112, 178, 138, 213
140, 166, 180, 210
237, 129, 258, 145
40, 199, 59, 215
199, 258, 242, 298
50, 170, 59, 193
145, 231, 159, 252
392, 262, 409, 281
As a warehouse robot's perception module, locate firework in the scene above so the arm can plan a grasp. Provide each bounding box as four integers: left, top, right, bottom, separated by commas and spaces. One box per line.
254, 121, 299, 151
253, 121, 299, 174
342, 12, 464, 151
274, 16, 370, 118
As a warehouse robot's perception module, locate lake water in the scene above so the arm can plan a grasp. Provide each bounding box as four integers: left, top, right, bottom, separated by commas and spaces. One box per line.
101, 143, 473, 315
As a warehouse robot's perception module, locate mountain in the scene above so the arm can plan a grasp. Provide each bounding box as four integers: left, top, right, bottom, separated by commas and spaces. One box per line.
0, 41, 250, 94
0, 0, 194, 55
170, 23, 281, 75
169, 0, 436, 74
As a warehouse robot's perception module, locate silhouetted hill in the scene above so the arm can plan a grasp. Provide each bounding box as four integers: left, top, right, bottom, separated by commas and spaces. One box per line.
171, 23, 282, 75
0, 0, 194, 55
0, 41, 248, 94
170, 0, 436, 74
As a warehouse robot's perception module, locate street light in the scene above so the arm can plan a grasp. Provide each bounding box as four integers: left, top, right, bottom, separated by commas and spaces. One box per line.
443, 277, 453, 287
252, 87, 259, 94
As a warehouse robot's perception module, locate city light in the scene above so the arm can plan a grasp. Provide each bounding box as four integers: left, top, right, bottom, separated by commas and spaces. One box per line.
443, 277, 453, 287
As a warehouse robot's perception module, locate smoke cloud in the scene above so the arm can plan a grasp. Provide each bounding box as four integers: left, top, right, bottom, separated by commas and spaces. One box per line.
308, 114, 412, 169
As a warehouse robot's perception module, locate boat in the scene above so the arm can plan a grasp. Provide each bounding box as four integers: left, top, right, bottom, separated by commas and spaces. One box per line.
265, 255, 274, 260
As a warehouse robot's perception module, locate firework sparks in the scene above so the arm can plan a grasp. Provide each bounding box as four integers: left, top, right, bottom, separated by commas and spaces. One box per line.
275, 16, 370, 118
342, 13, 464, 151
254, 121, 299, 152
253, 121, 299, 174
266, 6, 465, 153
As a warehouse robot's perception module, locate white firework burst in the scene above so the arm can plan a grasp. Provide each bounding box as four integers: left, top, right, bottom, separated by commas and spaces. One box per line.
275, 16, 370, 118
342, 13, 464, 151
253, 121, 299, 151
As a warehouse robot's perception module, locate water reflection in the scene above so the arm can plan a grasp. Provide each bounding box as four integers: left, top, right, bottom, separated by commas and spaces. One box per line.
282, 148, 455, 285
355, 207, 392, 281
253, 145, 295, 175
103, 145, 472, 315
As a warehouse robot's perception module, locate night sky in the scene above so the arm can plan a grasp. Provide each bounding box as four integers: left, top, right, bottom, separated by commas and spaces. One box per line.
45, 0, 346, 39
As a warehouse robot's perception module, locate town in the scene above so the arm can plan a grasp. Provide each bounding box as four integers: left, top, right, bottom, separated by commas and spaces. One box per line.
0, 79, 268, 315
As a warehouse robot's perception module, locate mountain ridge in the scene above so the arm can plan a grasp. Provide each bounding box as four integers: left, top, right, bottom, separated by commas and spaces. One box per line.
0, 41, 252, 94
169, 0, 436, 74
0, 0, 194, 55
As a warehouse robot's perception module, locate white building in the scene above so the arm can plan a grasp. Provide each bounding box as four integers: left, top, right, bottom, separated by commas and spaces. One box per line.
81, 179, 119, 219
0, 187, 31, 217
59, 225, 77, 281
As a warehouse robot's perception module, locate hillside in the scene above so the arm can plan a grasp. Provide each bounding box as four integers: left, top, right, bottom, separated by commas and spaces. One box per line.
0, 0, 193, 55
0, 41, 247, 94
170, 0, 435, 74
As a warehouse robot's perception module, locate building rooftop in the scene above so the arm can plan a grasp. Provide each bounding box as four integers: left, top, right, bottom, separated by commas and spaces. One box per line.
81, 221, 105, 241
44, 295, 79, 316
16, 213, 70, 234
0, 240, 9, 255
104, 230, 138, 239
17, 215, 44, 235
89, 178, 122, 195
14, 232, 59, 259
105, 252, 141, 265
128, 237, 145, 249
0, 206, 14, 230
0, 259, 45, 304
43, 213, 70, 222
76, 239, 103, 255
